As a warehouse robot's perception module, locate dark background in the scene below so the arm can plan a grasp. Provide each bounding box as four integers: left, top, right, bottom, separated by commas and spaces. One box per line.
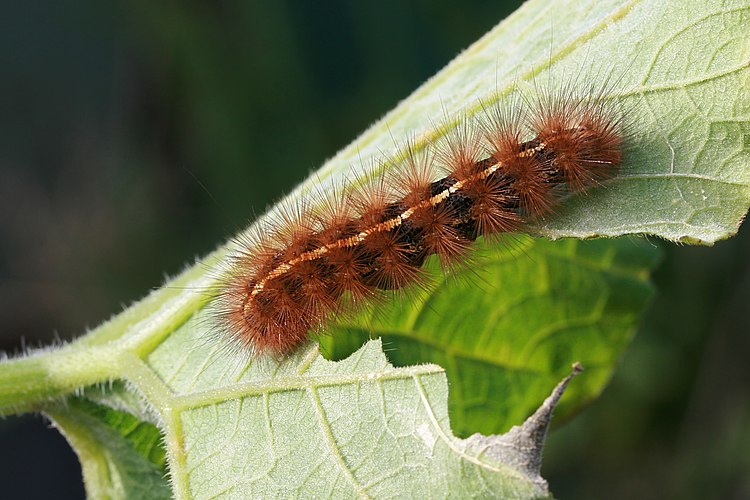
1, 2, 748, 499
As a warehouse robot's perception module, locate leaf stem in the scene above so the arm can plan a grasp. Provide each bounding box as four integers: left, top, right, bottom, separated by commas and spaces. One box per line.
0, 344, 124, 415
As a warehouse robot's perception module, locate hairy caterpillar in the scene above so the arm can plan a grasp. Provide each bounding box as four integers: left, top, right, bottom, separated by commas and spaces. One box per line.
212, 86, 625, 355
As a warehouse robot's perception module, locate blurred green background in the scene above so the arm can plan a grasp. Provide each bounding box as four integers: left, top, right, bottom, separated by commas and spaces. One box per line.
1, 1, 748, 499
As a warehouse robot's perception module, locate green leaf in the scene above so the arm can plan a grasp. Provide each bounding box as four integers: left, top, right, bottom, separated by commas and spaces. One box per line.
298, 0, 750, 245
321, 235, 657, 436
46, 398, 170, 499
37, 338, 578, 498
1, 0, 748, 498
146, 338, 566, 498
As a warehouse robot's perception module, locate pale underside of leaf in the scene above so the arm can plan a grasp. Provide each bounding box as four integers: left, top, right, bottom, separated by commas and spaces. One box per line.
146, 337, 555, 498
263, 0, 750, 246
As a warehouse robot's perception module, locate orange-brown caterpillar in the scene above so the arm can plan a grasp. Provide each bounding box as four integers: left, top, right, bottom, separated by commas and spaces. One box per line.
214, 90, 624, 355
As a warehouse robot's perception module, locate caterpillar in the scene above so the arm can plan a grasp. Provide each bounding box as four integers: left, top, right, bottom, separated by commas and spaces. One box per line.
213, 87, 624, 355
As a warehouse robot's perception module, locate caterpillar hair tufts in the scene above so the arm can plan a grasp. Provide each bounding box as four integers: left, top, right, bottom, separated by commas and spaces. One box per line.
210, 80, 627, 356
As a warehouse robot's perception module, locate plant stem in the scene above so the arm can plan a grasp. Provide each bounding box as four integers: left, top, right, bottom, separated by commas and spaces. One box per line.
0, 343, 123, 415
